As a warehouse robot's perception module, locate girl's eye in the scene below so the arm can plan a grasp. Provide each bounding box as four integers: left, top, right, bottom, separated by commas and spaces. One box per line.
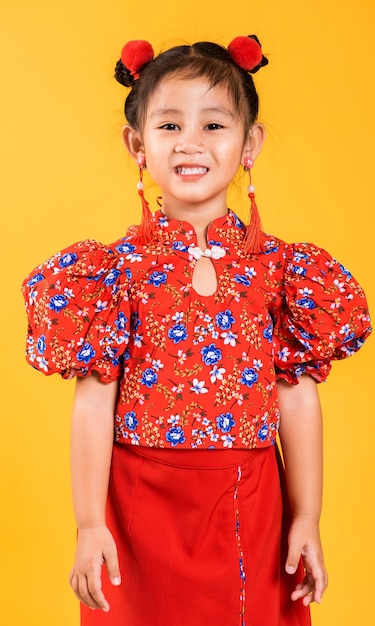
205, 123, 224, 130
159, 123, 179, 131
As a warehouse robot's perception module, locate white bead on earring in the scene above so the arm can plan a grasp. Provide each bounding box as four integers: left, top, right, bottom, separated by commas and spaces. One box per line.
243, 156, 255, 194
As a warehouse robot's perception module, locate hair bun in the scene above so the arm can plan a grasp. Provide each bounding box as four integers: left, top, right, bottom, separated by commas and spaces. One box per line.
114, 59, 134, 87
228, 35, 268, 74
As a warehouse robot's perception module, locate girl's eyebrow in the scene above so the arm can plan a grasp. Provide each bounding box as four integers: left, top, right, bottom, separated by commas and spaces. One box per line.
150, 107, 234, 119
150, 108, 180, 118
201, 107, 235, 119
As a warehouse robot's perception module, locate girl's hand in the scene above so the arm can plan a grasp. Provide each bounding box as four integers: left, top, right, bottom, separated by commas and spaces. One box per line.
69, 525, 121, 612
285, 516, 328, 606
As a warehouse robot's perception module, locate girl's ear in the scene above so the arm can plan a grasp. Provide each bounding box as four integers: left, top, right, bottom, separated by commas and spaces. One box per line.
122, 125, 145, 163
242, 123, 266, 163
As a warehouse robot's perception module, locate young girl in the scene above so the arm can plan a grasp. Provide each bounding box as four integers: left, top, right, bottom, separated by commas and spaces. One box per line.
22, 35, 371, 626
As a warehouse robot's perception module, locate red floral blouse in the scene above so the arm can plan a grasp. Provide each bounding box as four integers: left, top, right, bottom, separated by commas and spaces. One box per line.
22, 210, 371, 449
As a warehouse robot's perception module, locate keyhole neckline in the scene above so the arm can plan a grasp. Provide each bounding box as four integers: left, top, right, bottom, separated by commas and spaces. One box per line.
152, 208, 248, 257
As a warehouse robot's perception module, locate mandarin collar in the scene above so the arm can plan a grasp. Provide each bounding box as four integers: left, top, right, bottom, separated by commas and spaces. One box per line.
152, 209, 247, 254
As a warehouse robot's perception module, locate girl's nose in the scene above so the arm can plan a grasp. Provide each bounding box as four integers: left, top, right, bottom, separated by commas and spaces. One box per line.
174, 130, 205, 155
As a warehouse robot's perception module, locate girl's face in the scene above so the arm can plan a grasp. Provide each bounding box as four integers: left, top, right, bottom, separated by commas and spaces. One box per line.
124, 75, 264, 220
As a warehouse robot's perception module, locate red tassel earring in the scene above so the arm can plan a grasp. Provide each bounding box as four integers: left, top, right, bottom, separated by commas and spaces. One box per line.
242, 156, 263, 254
135, 154, 155, 244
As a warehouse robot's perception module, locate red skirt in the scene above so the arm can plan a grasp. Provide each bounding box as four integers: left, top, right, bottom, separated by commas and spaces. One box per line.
81, 444, 311, 626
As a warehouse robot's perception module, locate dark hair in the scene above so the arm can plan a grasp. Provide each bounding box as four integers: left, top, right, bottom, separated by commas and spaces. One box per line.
115, 42, 261, 132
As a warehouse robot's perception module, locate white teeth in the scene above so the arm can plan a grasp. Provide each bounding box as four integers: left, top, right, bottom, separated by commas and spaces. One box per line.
177, 167, 208, 175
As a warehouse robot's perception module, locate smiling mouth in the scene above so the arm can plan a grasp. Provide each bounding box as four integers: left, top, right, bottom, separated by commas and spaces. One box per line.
175, 167, 208, 175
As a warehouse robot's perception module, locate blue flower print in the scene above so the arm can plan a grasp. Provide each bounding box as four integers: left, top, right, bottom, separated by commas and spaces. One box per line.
290, 265, 307, 277
232, 213, 244, 229
131, 312, 142, 332
85, 272, 102, 283
115, 241, 137, 255
103, 346, 118, 359
201, 343, 222, 366
148, 271, 167, 287
172, 240, 189, 252
257, 423, 268, 442
141, 368, 158, 388
240, 367, 259, 388
216, 309, 236, 330
103, 345, 120, 366
343, 332, 356, 344
115, 311, 129, 332
338, 262, 352, 279
76, 343, 96, 364
264, 240, 279, 255
234, 274, 251, 287
296, 297, 316, 309
165, 426, 186, 447
299, 328, 315, 340
103, 269, 121, 286
27, 272, 44, 287
124, 411, 139, 431
292, 251, 309, 263
294, 364, 307, 377
48, 294, 69, 312
125, 268, 132, 280
339, 324, 354, 341
263, 323, 273, 343
168, 324, 188, 344
158, 214, 169, 228
216, 412, 235, 433
58, 252, 78, 268
235, 266, 256, 287
37, 335, 46, 354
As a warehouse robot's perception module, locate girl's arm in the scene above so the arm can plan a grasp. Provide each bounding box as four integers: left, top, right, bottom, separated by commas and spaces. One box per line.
69, 372, 121, 612
277, 374, 328, 606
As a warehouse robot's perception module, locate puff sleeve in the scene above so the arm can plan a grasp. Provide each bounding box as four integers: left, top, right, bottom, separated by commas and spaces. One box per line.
22, 240, 131, 382
274, 242, 371, 384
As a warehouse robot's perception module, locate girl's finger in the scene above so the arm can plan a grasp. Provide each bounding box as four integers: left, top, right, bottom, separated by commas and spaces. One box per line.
70, 571, 102, 611
77, 575, 98, 610
87, 573, 110, 612
313, 568, 328, 604
291, 572, 315, 602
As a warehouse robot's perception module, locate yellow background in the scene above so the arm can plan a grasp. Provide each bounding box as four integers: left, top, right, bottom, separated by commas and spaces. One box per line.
1, 1, 374, 624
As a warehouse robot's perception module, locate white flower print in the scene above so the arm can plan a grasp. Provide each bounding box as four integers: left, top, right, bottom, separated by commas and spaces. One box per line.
221, 331, 238, 346
36, 356, 49, 372
278, 347, 291, 362
333, 279, 346, 293
126, 252, 143, 263
191, 379, 208, 395
95, 300, 109, 312
210, 365, 226, 383
221, 434, 235, 448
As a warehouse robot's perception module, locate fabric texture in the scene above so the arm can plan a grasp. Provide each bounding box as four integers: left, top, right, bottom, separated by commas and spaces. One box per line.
22, 209, 371, 450
80, 444, 311, 626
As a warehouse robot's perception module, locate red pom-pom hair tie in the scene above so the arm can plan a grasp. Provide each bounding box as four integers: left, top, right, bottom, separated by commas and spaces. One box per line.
228, 35, 268, 74
121, 40, 154, 80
